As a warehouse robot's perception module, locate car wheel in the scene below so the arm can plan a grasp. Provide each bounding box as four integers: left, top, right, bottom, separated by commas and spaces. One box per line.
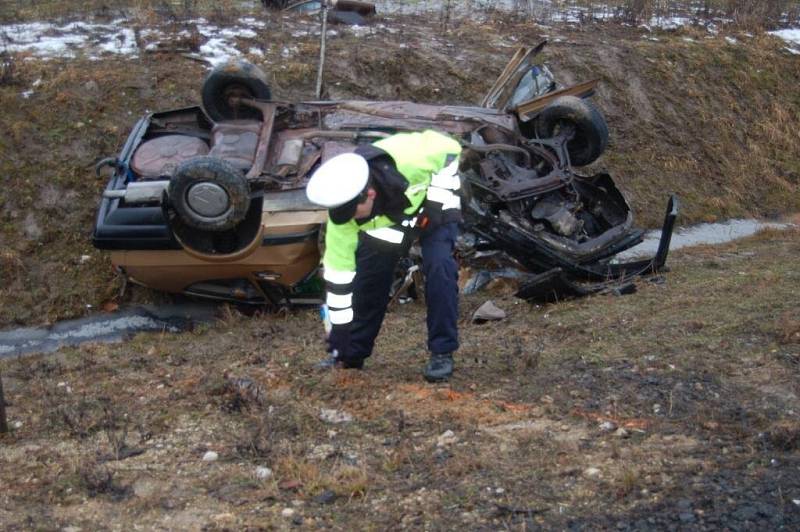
201, 60, 271, 122
168, 156, 251, 231
534, 96, 609, 167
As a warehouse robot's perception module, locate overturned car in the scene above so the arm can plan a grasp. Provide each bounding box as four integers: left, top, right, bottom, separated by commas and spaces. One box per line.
92, 42, 677, 306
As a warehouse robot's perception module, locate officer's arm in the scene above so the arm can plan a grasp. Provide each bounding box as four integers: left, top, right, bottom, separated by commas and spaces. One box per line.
322, 220, 360, 329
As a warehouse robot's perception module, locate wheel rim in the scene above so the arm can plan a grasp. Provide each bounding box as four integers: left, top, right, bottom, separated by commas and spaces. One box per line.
186, 182, 230, 218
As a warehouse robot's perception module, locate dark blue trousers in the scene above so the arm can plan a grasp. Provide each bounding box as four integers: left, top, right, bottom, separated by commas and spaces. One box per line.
349, 222, 460, 362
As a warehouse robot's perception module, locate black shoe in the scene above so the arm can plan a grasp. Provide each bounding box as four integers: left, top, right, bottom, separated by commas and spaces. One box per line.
315, 354, 364, 370
423, 353, 453, 382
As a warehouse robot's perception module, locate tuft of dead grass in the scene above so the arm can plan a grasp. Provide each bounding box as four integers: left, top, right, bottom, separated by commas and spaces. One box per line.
775, 311, 800, 345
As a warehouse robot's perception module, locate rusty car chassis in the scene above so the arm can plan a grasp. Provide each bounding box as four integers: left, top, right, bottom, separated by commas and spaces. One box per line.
92, 44, 677, 306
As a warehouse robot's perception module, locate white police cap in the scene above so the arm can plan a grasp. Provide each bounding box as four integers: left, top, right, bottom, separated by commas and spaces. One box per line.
306, 152, 369, 208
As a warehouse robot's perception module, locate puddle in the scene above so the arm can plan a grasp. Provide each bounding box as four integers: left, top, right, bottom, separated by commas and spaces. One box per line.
0, 303, 218, 359
615, 218, 795, 260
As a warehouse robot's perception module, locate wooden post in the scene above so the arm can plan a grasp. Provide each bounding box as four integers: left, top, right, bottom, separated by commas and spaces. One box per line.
0, 371, 8, 434
315, 0, 330, 99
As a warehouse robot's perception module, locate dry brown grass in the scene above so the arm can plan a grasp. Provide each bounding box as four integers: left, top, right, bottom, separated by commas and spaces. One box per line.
2, 230, 800, 528
776, 311, 800, 345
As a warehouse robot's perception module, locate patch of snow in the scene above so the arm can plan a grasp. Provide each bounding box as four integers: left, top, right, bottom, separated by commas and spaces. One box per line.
348, 26, 375, 37
650, 15, 691, 30
219, 27, 257, 39
725, 36, 738, 45
770, 28, 800, 46
98, 28, 139, 56
248, 47, 264, 57
195, 23, 219, 38
0, 20, 142, 59
199, 37, 242, 66
239, 17, 266, 28
21, 90, 33, 98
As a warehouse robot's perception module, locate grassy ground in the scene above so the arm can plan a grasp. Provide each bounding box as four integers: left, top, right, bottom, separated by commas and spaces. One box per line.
1, 228, 799, 529
1, 7, 800, 527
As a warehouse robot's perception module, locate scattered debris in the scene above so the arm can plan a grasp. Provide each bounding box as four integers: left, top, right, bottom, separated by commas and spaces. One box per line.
313, 489, 338, 505
462, 268, 530, 295
613, 428, 630, 439
282, 0, 376, 26
472, 300, 507, 323
436, 429, 458, 447
308, 443, 336, 460
598, 420, 617, 432
583, 467, 601, 478
255, 466, 273, 480
320, 408, 353, 424
202, 451, 219, 462
494, 504, 549, 517
226, 375, 267, 406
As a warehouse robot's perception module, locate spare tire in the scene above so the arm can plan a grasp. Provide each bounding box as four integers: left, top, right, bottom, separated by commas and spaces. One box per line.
168, 157, 250, 232
201, 60, 271, 122
533, 96, 609, 167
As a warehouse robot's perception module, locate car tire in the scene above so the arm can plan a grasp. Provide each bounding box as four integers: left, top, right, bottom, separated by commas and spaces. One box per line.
168, 156, 251, 231
534, 96, 609, 167
201, 60, 271, 122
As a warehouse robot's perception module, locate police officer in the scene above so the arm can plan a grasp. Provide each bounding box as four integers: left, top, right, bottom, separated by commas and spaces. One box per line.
305, 130, 462, 382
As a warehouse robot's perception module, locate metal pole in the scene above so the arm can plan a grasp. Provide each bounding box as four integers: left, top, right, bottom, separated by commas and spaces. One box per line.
315, 0, 330, 99
0, 371, 8, 434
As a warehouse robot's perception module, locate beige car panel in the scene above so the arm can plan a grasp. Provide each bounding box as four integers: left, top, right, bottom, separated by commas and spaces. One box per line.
113, 209, 328, 294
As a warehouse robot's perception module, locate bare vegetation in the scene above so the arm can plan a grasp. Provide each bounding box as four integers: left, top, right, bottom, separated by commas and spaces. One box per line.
2, 0, 800, 29
1, 230, 799, 528
0, 5, 799, 526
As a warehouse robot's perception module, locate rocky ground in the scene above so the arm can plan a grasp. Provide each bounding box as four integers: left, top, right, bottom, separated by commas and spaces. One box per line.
1, 227, 799, 530
1, 2, 800, 530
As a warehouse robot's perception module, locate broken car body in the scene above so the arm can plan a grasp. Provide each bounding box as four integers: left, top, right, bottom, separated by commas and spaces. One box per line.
92, 42, 677, 306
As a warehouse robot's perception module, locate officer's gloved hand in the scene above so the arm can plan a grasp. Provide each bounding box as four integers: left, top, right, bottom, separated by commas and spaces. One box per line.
326, 324, 351, 361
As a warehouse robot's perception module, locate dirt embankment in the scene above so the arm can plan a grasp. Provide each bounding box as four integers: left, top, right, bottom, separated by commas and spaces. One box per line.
0, 10, 799, 325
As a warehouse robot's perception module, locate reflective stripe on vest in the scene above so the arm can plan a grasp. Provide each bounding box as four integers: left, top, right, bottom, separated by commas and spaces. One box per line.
324, 268, 356, 285
326, 291, 352, 309
430, 160, 461, 190
426, 186, 461, 210
329, 307, 354, 325
366, 226, 405, 244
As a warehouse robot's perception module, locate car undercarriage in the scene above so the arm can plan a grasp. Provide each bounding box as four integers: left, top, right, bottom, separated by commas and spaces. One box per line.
92, 42, 677, 306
